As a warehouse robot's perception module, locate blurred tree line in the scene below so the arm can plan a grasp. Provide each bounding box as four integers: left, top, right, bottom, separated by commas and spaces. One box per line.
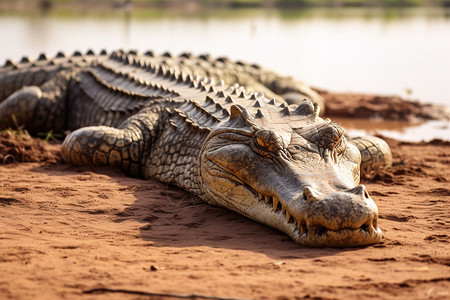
1, 0, 449, 8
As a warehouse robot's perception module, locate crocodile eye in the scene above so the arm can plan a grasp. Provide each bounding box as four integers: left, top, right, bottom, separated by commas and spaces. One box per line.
256, 136, 266, 148
254, 130, 283, 153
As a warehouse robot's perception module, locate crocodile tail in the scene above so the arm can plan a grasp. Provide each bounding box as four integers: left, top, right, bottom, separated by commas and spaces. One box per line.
0, 50, 99, 103
0, 53, 66, 103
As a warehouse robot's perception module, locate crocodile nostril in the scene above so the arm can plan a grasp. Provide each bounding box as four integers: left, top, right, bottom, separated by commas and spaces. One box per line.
302, 186, 318, 202
364, 190, 370, 199
353, 185, 371, 199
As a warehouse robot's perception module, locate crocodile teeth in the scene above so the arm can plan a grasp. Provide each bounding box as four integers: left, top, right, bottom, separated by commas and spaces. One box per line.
297, 220, 306, 235
273, 197, 279, 211
258, 193, 300, 227
258, 193, 264, 201
286, 211, 291, 223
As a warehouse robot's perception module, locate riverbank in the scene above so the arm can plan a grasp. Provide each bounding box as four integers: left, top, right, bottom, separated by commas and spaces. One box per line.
0, 131, 449, 300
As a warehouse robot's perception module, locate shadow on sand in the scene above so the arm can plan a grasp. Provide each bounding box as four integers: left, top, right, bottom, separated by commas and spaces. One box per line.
31, 163, 369, 260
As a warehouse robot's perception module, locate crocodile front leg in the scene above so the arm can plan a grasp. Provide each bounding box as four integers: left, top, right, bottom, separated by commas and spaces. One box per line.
349, 136, 393, 179
62, 106, 165, 177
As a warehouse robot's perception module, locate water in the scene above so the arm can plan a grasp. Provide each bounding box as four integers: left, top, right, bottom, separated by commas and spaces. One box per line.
0, 6, 449, 141
335, 118, 450, 142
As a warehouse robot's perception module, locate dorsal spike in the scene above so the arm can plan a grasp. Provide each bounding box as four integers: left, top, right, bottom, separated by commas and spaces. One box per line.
128, 49, 138, 55
20, 56, 30, 63
162, 51, 173, 58
169, 120, 178, 129
4, 59, 18, 68
144, 50, 155, 57
177, 72, 186, 83
253, 100, 262, 107
191, 123, 200, 132
72, 51, 82, 57
229, 105, 255, 123
293, 99, 316, 116
216, 91, 225, 98
255, 109, 265, 118
180, 52, 193, 59
100, 49, 107, 55
138, 59, 146, 68
216, 57, 229, 63
170, 72, 178, 81
198, 54, 211, 61
269, 98, 276, 105
280, 106, 291, 116
204, 96, 215, 106
222, 108, 230, 116
166, 68, 174, 78
125, 55, 134, 65
147, 63, 156, 73
56, 51, 66, 58
238, 91, 246, 98
86, 49, 95, 56
116, 53, 125, 61
279, 103, 286, 108
189, 80, 198, 88
225, 96, 234, 103
38, 53, 49, 61
199, 126, 212, 134
208, 86, 216, 93
157, 65, 166, 77
249, 93, 257, 100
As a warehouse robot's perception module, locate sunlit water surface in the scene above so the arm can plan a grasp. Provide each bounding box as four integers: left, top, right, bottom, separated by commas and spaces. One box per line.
0, 7, 449, 141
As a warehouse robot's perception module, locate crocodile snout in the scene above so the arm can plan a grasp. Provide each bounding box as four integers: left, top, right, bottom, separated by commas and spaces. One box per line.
295, 184, 381, 247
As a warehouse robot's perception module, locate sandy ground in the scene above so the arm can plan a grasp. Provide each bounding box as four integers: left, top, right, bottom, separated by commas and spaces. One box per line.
0, 97, 449, 299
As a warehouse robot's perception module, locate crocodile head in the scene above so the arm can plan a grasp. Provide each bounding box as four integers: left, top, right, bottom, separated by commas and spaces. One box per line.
199, 100, 382, 247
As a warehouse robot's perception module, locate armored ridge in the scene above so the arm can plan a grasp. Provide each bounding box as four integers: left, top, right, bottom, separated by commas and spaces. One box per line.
0, 50, 392, 247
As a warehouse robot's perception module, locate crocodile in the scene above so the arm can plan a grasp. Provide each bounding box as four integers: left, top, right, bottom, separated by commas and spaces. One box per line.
0, 50, 392, 247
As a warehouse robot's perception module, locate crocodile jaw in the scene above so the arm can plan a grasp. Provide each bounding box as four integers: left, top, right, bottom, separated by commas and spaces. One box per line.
199, 162, 382, 247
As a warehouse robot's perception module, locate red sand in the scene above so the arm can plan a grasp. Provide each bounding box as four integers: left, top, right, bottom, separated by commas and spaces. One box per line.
0, 94, 449, 299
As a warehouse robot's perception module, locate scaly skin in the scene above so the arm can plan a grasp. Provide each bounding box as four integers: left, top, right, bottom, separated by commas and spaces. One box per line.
0, 50, 392, 247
